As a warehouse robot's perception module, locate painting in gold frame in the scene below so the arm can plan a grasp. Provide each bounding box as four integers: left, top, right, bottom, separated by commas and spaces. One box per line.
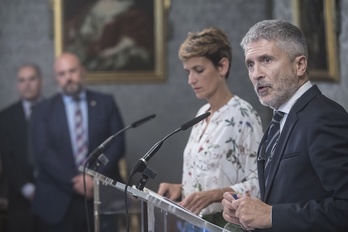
292, 0, 339, 81
52, 0, 167, 83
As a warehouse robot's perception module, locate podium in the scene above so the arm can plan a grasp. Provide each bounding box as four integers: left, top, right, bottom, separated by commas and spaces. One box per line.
87, 168, 229, 232
93, 177, 142, 232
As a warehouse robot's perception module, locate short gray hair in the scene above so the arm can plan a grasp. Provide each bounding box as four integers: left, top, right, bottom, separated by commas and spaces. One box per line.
241, 19, 308, 61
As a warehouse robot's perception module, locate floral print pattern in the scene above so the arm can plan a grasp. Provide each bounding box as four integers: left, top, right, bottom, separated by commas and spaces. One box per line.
182, 96, 263, 215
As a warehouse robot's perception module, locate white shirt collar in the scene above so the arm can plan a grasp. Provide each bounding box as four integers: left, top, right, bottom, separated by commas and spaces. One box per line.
62, 90, 87, 103
276, 81, 312, 131
22, 99, 41, 119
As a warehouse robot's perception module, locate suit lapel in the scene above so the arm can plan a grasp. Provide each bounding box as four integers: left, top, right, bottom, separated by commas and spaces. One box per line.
53, 95, 75, 161
12, 102, 29, 162
263, 85, 322, 201
14, 101, 28, 134
257, 127, 269, 199
264, 114, 297, 199
58, 95, 71, 141
86, 91, 98, 152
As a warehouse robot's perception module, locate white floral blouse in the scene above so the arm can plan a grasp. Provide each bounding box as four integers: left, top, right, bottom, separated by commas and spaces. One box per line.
182, 96, 263, 215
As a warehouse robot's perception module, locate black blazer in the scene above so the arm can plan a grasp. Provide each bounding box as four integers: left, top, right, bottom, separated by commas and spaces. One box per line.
30, 90, 125, 224
257, 85, 348, 232
0, 101, 34, 210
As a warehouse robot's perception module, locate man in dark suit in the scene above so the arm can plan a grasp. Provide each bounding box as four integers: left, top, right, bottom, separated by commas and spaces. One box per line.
221, 19, 348, 231
29, 52, 125, 232
0, 64, 46, 232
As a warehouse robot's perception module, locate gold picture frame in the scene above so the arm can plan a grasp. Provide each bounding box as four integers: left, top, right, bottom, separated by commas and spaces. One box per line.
52, 0, 167, 83
292, 0, 339, 81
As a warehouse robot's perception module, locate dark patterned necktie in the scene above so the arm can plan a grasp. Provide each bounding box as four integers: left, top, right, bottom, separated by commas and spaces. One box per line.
74, 99, 87, 167
263, 111, 285, 187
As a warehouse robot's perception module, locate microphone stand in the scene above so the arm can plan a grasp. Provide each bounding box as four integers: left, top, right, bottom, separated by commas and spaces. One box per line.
80, 114, 155, 232
123, 112, 210, 232
131, 128, 181, 190
129, 113, 210, 191
88, 126, 130, 171
135, 166, 157, 191
86, 114, 156, 171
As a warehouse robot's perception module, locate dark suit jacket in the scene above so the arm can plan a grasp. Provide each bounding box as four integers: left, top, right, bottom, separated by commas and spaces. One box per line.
257, 85, 348, 232
30, 90, 125, 224
0, 101, 35, 210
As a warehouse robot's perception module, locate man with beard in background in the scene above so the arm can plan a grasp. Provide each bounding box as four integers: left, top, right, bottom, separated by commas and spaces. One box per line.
29, 52, 125, 232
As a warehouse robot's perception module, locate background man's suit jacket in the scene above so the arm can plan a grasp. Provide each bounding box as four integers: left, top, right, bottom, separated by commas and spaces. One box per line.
0, 101, 35, 210
30, 90, 125, 224
257, 85, 348, 232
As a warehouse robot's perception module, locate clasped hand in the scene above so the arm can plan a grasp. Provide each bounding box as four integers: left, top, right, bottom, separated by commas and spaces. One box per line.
221, 192, 272, 230
72, 174, 94, 199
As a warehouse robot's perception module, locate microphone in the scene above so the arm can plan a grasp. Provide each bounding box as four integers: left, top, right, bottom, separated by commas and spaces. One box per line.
180, 112, 212, 130
131, 114, 156, 128
87, 114, 156, 166
130, 112, 210, 175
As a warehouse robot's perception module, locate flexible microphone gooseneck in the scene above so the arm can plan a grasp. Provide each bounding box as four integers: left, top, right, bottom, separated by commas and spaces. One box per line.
87, 114, 156, 166
130, 112, 210, 176
122, 112, 210, 232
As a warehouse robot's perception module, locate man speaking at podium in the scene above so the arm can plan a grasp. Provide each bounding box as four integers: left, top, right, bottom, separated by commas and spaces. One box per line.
222, 20, 348, 232
29, 52, 125, 232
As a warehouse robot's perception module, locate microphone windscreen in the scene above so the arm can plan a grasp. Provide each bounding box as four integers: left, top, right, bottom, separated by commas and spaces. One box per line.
181, 112, 211, 131
131, 114, 156, 128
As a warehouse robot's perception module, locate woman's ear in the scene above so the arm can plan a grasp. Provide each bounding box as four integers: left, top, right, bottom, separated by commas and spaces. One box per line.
219, 57, 229, 77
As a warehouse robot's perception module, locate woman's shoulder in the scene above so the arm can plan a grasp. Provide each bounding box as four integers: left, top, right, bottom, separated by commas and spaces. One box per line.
228, 95, 262, 123
196, 103, 211, 115
227, 96, 257, 113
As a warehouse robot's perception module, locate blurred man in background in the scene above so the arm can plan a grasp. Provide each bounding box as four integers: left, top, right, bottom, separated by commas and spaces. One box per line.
0, 64, 46, 232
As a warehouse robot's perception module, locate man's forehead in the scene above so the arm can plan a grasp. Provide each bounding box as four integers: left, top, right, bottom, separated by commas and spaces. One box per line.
18, 67, 39, 78
245, 40, 278, 55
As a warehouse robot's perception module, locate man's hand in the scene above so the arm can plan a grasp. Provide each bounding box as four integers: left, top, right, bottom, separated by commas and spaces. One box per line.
72, 174, 93, 199
222, 192, 272, 230
222, 192, 241, 226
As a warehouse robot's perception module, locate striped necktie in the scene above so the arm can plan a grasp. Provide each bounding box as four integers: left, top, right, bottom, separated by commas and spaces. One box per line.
74, 98, 87, 167
263, 111, 285, 187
